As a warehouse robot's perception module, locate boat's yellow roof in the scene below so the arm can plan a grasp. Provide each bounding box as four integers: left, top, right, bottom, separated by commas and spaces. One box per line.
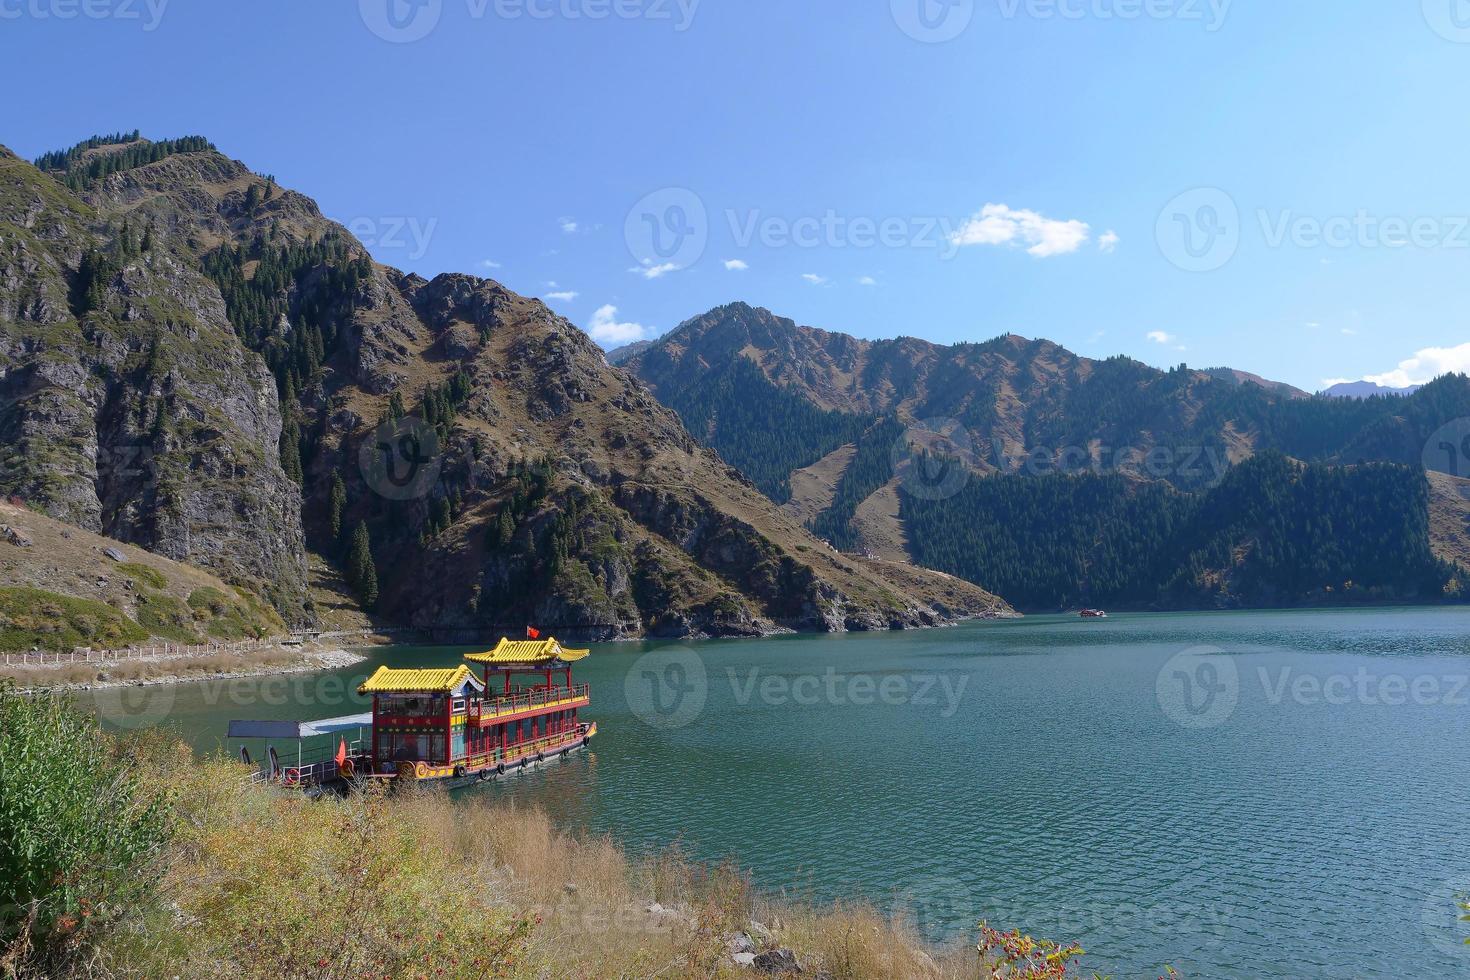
464, 637, 591, 667
357, 664, 484, 695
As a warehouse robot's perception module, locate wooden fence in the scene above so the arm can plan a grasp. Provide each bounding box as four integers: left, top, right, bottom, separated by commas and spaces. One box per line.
1, 628, 387, 668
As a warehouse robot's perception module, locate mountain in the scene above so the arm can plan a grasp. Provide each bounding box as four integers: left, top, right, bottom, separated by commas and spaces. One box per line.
603, 340, 654, 366
1323, 380, 1421, 399
0, 135, 1009, 638
1202, 367, 1309, 400
622, 302, 1470, 609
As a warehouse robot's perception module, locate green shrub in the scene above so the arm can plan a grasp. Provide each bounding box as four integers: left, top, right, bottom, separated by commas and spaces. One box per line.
0, 588, 149, 651
115, 562, 167, 590
0, 686, 172, 966
133, 593, 199, 643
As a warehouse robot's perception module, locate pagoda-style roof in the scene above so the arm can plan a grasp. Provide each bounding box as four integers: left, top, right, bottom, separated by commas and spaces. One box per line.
357, 664, 485, 696
464, 637, 591, 669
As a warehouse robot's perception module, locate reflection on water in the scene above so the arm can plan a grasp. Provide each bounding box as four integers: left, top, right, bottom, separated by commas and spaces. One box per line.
83, 607, 1470, 979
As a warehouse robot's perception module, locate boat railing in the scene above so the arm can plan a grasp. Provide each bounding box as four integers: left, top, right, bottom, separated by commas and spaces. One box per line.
470, 683, 591, 722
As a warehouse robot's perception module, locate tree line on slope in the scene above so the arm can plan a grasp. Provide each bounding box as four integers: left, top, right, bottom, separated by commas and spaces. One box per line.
900, 452, 1463, 610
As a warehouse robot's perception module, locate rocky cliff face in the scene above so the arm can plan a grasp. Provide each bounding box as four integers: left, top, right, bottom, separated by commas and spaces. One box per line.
0, 144, 308, 621
0, 137, 1011, 636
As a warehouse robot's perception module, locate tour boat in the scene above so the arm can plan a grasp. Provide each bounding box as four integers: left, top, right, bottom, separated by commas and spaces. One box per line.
228, 636, 595, 790
1079, 609, 1108, 619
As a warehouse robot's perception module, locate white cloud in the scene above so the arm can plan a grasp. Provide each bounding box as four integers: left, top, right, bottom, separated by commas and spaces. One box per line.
801, 273, 828, 285
1341, 327, 1357, 336
586, 305, 649, 345
559, 218, 578, 234
723, 259, 749, 271
1098, 230, 1120, 254
1147, 330, 1175, 345
857, 276, 878, 286
1360, 341, 1470, 388
545, 291, 579, 302
950, 203, 1092, 258
480, 259, 502, 269
1305, 321, 1321, 329
629, 261, 680, 280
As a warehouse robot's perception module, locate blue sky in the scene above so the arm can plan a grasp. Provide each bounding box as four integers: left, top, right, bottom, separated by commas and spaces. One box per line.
5, 0, 1470, 391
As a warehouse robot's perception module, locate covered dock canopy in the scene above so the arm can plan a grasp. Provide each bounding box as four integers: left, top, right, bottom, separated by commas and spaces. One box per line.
227, 712, 373, 740
464, 637, 591, 669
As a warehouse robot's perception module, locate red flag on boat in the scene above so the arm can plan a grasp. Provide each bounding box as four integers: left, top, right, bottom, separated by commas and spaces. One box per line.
526, 626, 541, 640
335, 737, 347, 767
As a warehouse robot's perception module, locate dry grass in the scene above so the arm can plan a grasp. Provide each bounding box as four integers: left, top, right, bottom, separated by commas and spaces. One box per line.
3, 718, 1105, 980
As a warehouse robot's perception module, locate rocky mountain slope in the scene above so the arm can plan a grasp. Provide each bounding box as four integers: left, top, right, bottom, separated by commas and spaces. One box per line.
0, 135, 1009, 637
0, 498, 283, 650
623, 302, 1470, 608
0, 141, 308, 620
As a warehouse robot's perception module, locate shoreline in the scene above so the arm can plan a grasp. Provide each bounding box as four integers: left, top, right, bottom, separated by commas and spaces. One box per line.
2, 641, 372, 693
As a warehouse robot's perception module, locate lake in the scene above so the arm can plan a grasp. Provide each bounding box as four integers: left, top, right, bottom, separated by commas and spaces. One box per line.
85, 608, 1470, 978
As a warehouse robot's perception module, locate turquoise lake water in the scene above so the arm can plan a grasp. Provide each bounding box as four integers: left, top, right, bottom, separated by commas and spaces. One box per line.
86, 608, 1470, 978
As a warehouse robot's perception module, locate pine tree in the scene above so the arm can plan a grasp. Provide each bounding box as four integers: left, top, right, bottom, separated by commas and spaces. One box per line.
279, 417, 302, 484
329, 472, 346, 541
348, 521, 379, 608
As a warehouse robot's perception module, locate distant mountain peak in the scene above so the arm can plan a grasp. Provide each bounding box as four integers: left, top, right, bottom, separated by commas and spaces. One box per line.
1321, 380, 1421, 399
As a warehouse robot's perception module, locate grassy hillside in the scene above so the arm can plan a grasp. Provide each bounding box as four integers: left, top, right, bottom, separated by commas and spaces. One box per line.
0, 500, 283, 651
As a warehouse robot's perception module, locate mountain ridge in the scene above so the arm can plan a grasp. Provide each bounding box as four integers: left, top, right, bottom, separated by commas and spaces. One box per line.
0, 135, 1010, 637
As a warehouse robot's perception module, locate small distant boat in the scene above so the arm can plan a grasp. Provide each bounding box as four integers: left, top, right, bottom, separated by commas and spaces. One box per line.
1079, 609, 1108, 619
